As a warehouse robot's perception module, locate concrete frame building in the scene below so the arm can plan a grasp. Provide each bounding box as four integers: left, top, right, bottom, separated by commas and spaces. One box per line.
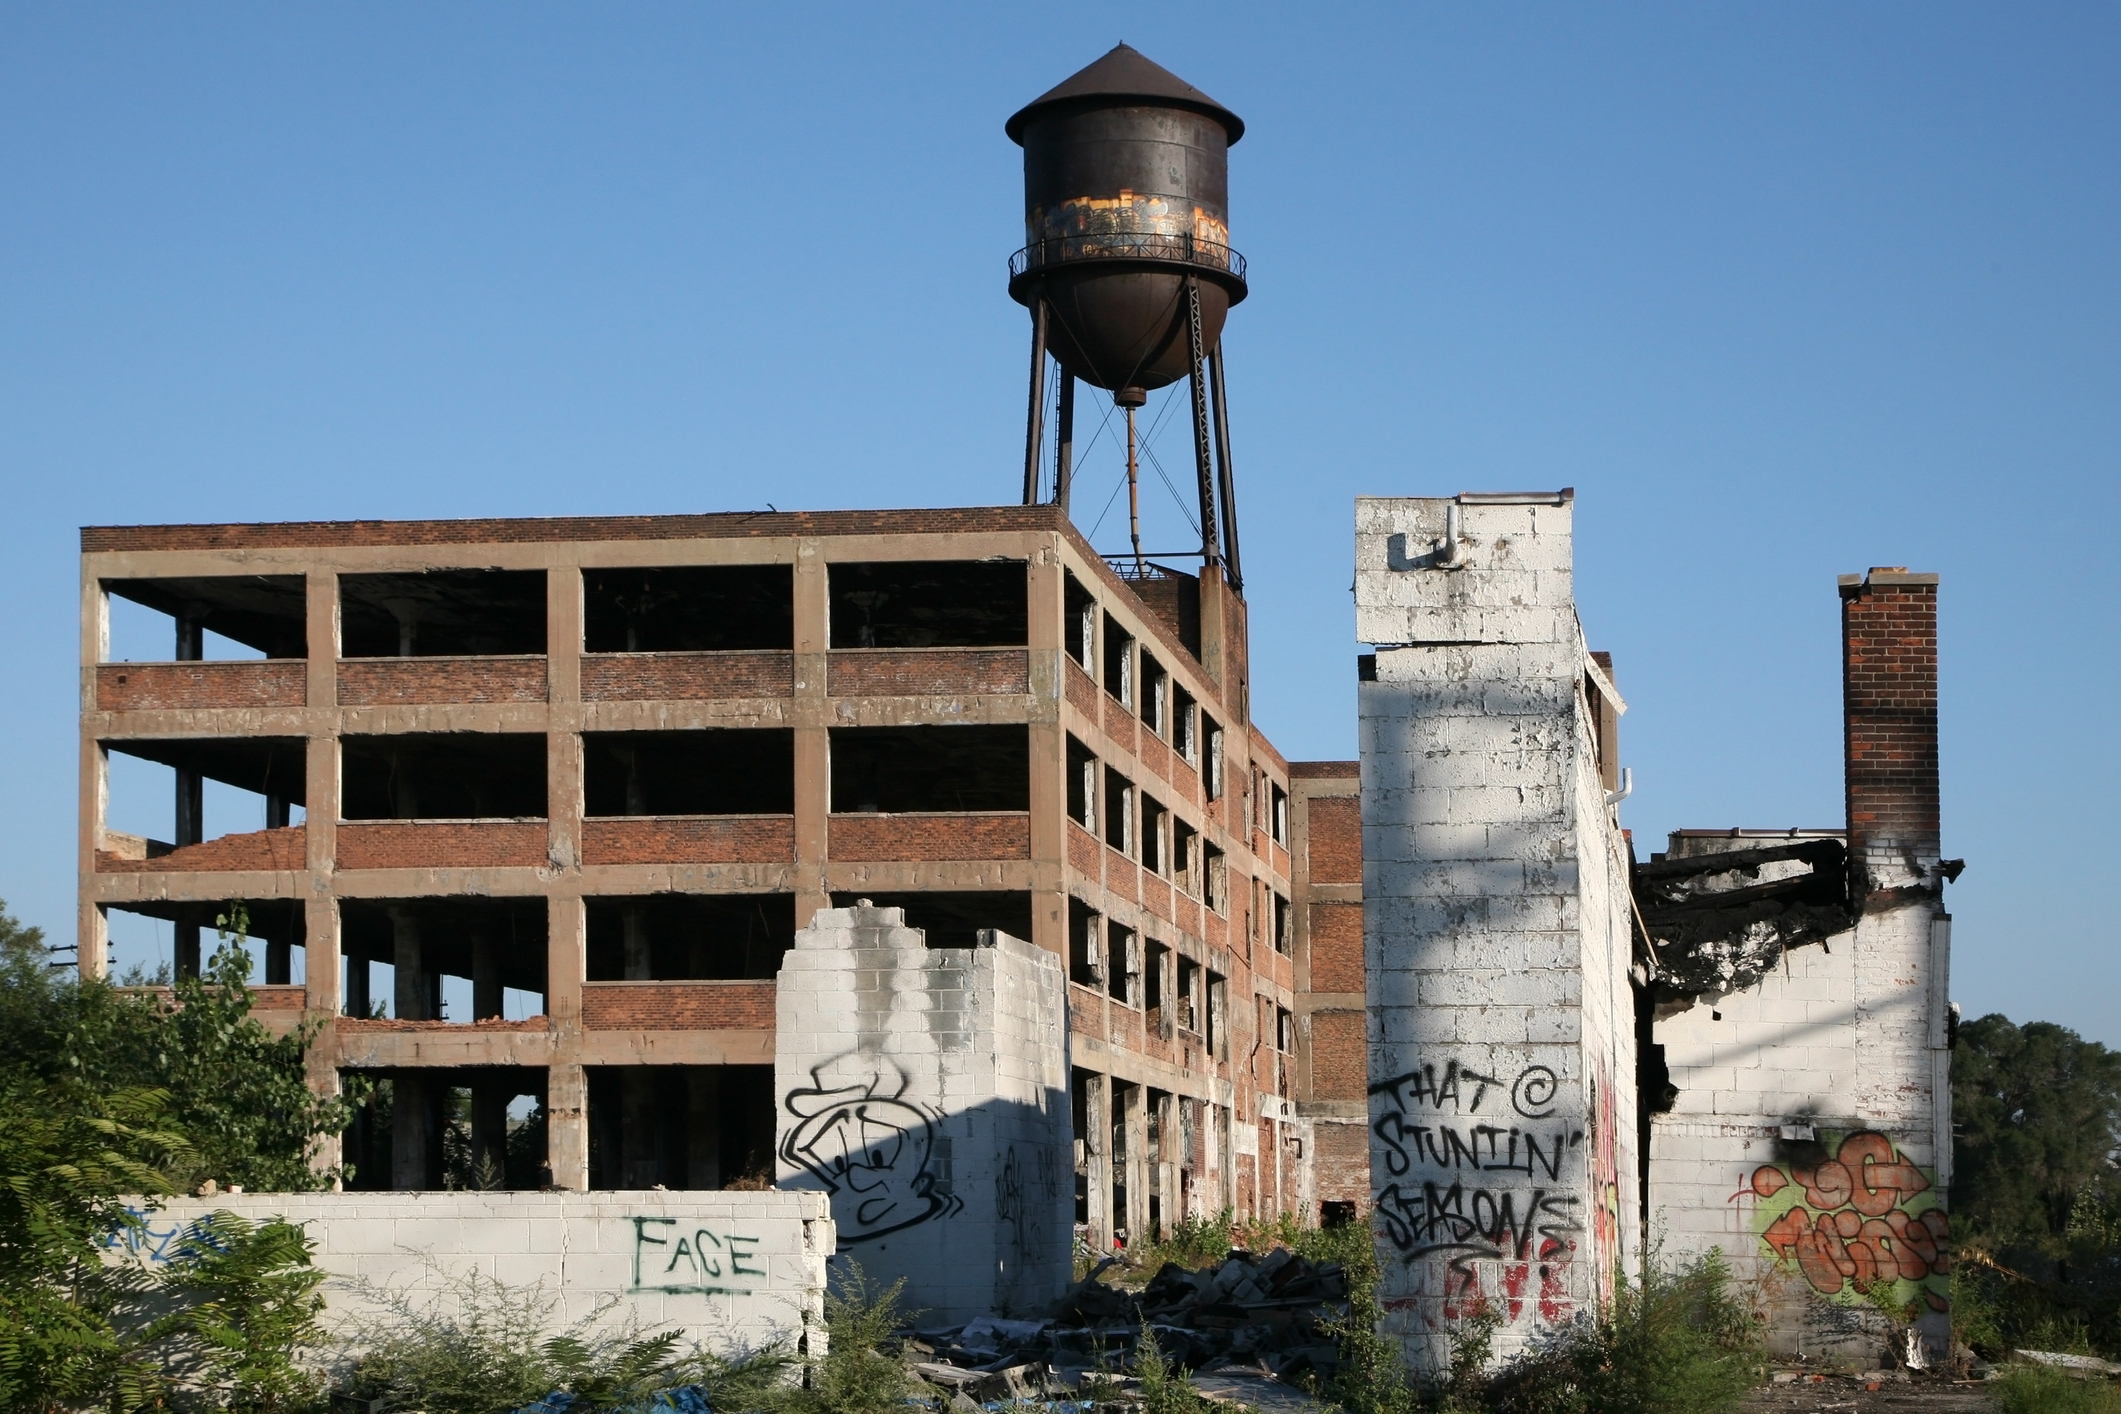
78, 504, 1313, 1247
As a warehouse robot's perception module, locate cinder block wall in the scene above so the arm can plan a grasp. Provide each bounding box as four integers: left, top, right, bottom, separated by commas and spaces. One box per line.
1647, 570, 1952, 1365
773, 903, 1071, 1322
120, 1191, 831, 1354
1354, 494, 1638, 1372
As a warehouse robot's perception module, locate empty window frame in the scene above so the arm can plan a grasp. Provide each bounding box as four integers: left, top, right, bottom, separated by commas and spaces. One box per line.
340, 571, 547, 658
1069, 898, 1103, 988
1064, 571, 1096, 671
1175, 956, 1201, 1034
1173, 686, 1198, 765
339, 897, 548, 1022
583, 731, 794, 816
105, 576, 308, 661
1102, 615, 1134, 705
1139, 651, 1168, 737
1207, 972, 1228, 1059
1067, 735, 1098, 834
1203, 843, 1228, 914
585, 895, 796, 980
1270, 782, 1290, 846
829, 725, 1029, 812
1204, 715, 1224, 800
827, 891, 1034, 950
340, 734, 547, 820
1140, 794, 1169, 876
1144, 939, 1169, 1021
1277, 1005, 1295, 1054
1106, 922, 1141, 1007
1171, 818, 1199, 895
1272, 891, 1293, 955
1102, 767, 1133, 855
583, 566, 793, 652
828, 561, 1028, 648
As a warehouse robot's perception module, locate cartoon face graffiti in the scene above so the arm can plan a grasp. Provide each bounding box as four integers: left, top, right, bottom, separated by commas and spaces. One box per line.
1745, 1129, 1951, 1313
780, 1054, 963, 1243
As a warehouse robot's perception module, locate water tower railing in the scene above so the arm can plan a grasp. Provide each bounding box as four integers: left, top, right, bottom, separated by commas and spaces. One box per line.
1010, 233, 1245, 282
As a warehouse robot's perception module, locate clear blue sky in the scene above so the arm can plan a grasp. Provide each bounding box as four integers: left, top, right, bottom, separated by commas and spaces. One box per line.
3, 4, 2114, 1043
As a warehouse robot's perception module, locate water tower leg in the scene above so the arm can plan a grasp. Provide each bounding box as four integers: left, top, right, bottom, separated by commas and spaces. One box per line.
1184, 278, 1221, 573
1023, 298, 1048, 504
1054, 372, 1075, 510
1209, 345, 1243, 592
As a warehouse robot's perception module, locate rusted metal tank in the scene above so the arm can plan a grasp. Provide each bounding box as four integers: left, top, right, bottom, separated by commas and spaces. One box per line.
1007, 45, 1246, 401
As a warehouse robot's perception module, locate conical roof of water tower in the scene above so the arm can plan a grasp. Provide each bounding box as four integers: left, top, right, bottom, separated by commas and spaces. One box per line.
1005, 43, 1244, 144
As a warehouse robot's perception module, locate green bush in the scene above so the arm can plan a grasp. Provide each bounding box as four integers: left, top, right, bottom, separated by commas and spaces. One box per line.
1992, 1364, 2121, 1414
793, 1262, 913, 1414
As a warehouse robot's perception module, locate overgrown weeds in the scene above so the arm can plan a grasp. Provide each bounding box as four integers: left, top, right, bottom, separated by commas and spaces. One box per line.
1134, 1324, 1210, 1414
791, 1262, 914, 1414
1991, 1364, 2121, 1414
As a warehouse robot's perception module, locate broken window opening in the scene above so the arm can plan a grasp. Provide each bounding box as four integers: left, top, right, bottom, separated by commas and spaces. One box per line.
340, 733, 547, 820
1140, 651, 1169, 737
828, 725, 1029, 813
340, 1067, 550, 1191
1141, 794, 1169, 876
340, 570, 547, 658
1144, 939, 1171, 1038
1272, 891, 1293, 956
1064, 571, 1096, 670
102, 899, 306, 988
585, 894, 795, 981
1203, 842, 1228, 914
1176, 956, 1201, 1035
827, 561, 1027, 648
1106, 922, 1141, 1007
1270, 782, 1290, 846
586, 1064, 775, 1191
1173, 687, 1198, 765
583, 565, 793, 652
1172, 819, 1199, 897
1102, 615, 1134, 705
339, 897, 548, 1022
1069, 898, 1103, 989
1103, 766, 1133, 855
1207, 972, 1228, 1060
106, 575, 308, 661
826, 891, 1034, 950
102, 737, 309, 862
1067, 735, 1098, 833
1071, 1069, 1100, 1227
583, 730, 794, 816
1204, 716, 1225, 800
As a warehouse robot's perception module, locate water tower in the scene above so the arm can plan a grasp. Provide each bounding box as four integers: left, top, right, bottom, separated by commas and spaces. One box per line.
1008, 45, 1248, 590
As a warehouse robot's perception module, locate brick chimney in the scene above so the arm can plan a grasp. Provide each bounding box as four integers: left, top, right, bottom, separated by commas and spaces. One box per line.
1840, 567, 1940, 899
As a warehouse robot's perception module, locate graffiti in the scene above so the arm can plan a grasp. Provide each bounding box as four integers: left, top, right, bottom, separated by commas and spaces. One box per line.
99, 1208, 208, 1263
630, 1216, 765, 1296
1371, 1055, 1587, 1327
1588, 1063, 1621, 1306
1743, 1130, 1952, 1314
780, 1053, 962, 1244
997, 1146, 1027, 1259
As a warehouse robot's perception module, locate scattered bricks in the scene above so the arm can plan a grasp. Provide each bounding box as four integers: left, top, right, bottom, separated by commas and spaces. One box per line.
96, 661, 305, 712
1306, 903, 1364, 993
580, 816, 795, 866
1305, 794, 1361, 884
336, 656, 548, 706
582, 651, 795, 701
827, 813, 1031, 862
335, 820, 547, 870
581, 981, 777, 1030
96, 825, 306, 874
826, 649, 1029, 697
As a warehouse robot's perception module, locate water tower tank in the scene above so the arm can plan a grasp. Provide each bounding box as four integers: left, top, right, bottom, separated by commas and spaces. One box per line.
1007, 45, 1246, 402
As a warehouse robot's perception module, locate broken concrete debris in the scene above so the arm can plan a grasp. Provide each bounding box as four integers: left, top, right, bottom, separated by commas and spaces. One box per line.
904, 1249, 1349, 1407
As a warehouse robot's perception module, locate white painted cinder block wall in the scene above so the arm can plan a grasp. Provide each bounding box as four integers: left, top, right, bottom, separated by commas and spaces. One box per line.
773, 904, 1073, 1323
122, 1191, 831, 1355
1355, 494, 1638, 1373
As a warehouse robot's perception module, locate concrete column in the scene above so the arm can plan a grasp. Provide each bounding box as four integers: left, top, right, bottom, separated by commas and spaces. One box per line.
546, 1061, 589, 1191
1123, 1080, 1150, 1247
687, 1068, 722, 1191
547, 564, 583, 873
470, 1074, 509, 1188
1083, 1070, 1112, 1254
472, 927, 502, 1019
78, 576, 109, 979
390, 910, 425, 1021
174, 609, 204, 980
791, 537, 830, 926
1027, 538, 1068, 960
392, 1071, 430, 1190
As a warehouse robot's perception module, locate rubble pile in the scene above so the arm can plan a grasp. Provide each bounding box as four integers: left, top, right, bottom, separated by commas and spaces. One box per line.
906, 1249, 1349, 1409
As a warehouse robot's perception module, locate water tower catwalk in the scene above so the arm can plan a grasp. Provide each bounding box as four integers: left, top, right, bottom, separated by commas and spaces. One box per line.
1009, 45, 1248, 590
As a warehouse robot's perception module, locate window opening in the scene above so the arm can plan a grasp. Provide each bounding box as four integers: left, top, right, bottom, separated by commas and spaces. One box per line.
584, 566, 792, 652
829, 725, 1029, 812
828, 561, 1027, 648
341, 570, 546, 657
584, 730, 794, 815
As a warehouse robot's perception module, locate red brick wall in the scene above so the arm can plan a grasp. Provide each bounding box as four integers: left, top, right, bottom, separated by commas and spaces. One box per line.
1068, 823, 1101, 877
97, 661, 306, 712
251, 984, 307, 1012
581, 652, 793, 701
580, 816, 794, 865
1305, 795, 1362, 885
1311, 1118, 1372, 1208
826, 650, 1029, 697
1309, 1009, 1367, 1101
1103, 698, 1137, 753
336, 821, 547, 870
581, 982, 776, 1030
1141, 874, 1173, 923
827, 813, 1031, 861
1841, 574, 1940, 884
97, 825, 307, 874
337, 658, 547, 706
1065, 658, 1100, 716
1308, 902, 1365, 993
